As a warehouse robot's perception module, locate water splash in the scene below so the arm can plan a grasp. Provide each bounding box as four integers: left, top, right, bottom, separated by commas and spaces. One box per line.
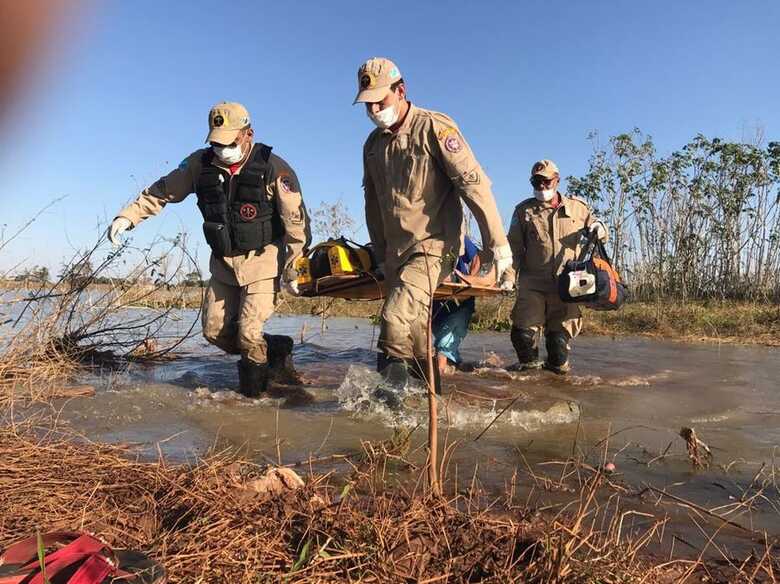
187, 386, 282, 408
335, 365, 581, 431
334, 364, 424, 426
441, 399, 581, 432
569, 370, 673, 387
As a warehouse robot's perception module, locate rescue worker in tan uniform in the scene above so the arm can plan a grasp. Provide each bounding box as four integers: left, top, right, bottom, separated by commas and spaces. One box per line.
507, 160, 607, 374
354, 57, 513, 391
107, 102, 310, 396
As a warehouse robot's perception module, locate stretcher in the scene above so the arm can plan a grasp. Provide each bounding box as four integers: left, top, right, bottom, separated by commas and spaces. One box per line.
299, 272, 504, 301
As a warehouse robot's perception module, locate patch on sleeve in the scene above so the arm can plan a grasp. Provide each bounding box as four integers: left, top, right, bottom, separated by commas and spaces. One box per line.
437, 127, 463, 154
445, 135, 462, 153
279, 174, 296, 193
462, 170, 480, 185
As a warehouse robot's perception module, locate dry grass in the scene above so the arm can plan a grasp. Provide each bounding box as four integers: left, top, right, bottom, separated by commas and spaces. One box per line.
1, 238, 201, 407
586, 300, 780, 346
0, 315, 81, 408
0, 418, 653, 583
472, 296, 780, 346
3, 416, 778, 583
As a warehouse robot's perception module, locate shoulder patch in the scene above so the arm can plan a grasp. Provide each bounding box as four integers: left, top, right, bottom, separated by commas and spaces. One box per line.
437, 126, 463, 153
279, 173, 296, 193
461, 169, 480, 184
436, 126, 458, 141
177, 159, 188, 170
444, 134, 462, 153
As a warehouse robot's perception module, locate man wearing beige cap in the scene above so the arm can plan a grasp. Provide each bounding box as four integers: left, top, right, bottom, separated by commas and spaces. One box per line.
506, 159, 607, 374
353, 57, 513, 391
107, 102, 310, 396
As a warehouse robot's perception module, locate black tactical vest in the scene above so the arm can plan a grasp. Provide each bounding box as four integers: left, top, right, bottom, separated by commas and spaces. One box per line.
195, 144, 283, 257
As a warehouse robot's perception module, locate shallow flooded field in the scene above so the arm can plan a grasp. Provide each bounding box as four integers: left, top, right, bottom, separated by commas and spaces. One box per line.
39, 309, 780, 559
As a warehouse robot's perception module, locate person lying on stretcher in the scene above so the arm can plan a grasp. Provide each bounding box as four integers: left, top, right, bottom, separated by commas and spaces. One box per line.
432, 236, 489, 375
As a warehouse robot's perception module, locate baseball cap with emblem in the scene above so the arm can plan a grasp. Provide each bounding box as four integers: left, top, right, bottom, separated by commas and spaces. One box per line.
530, 159, 560, 179
353, 57, 403, 104
206, 102, 251, 145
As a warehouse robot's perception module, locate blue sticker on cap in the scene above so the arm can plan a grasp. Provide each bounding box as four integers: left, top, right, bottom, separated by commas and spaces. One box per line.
390, 67, 400, 79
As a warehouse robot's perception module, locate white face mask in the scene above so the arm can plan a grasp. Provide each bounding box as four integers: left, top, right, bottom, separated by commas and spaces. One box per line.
368, 104, 399, 129
534, 189, 556, 202
213, 142, 244, 164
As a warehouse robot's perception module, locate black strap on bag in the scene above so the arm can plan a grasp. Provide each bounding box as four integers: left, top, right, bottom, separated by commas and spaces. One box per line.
306, 237, 377, 279
577, 227, 613, 265
558, 226, 626, 308
344, 237, 378, 271
329, 236, 377, 272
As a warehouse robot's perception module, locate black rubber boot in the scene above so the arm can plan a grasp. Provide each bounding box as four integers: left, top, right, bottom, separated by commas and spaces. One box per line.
377, 354, 409, 385
544, 332, 571, 375
237, 358, 269, 397
407, 358, 442, 395
509, 327, 543, 371
374, 354, 410, 409
263, 333, 302, 385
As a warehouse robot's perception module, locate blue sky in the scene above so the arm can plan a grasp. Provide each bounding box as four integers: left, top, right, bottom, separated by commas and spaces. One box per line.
1, 0, 778, 275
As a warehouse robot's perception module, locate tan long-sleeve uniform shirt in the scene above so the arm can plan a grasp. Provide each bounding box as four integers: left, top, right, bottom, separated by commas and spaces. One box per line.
362, 104, 508, 267
507, 193, 600, 291
117, 144, 309, 287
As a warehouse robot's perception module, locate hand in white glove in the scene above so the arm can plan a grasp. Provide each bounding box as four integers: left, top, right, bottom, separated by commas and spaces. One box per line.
492, 244, 513, 283
589, 221, 608, 242
499, 277, 515, 292
107, 217, 132, 246
282, 278, 300, 297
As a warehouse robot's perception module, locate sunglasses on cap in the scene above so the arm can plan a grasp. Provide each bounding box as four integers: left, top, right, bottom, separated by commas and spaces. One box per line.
530, 175, 556, 189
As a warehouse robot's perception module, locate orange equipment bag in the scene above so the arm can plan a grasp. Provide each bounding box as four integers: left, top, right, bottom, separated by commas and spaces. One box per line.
558, 229, 627, 311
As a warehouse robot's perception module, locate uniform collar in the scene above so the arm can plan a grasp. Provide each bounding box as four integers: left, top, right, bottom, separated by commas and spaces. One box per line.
533, 192, 573, 216
558, 194, 575, 217
380, 102, 416, 136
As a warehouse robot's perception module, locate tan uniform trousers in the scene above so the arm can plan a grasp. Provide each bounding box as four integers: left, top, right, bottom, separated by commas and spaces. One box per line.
511, 285, 583, 340
202, 277, 277, 363
379, 253, 451, 361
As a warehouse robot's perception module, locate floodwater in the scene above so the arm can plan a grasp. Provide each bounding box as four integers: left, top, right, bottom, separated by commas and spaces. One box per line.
31, 309, 780, 558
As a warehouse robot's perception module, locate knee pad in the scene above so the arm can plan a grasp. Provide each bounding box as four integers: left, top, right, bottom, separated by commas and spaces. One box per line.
545, 332, 570, 367
264, 334, 293, 365
511, 327, 539, 362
